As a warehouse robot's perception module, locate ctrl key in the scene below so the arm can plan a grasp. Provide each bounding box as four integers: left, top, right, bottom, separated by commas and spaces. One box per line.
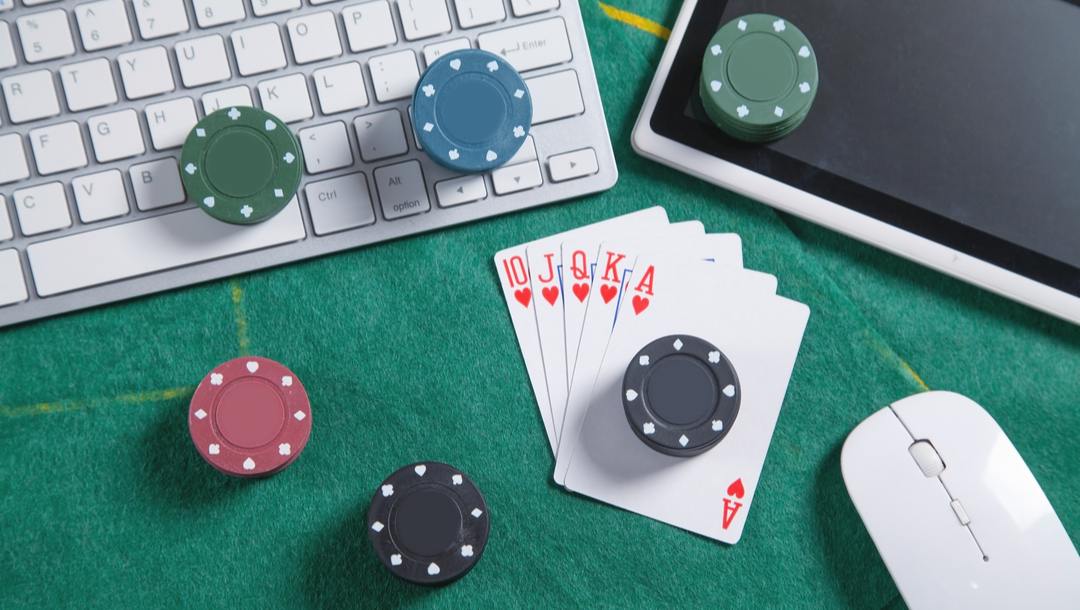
374, 160, 430, 220
305, 172, 376, 236
0, 249, 29, 307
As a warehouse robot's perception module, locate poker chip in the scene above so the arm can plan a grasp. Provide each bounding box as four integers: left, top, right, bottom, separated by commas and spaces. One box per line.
180, 106, 303, 225
699, 14, 818, 143
188, 356, 312, 477
367, 462, 490, 586
622, 335, 741, 457
411, 49, 532, 173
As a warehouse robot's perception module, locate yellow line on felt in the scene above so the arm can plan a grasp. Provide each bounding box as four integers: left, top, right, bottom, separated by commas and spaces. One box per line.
898, 359, 930, 392
0, 386, 195, 418
230, 279, 250, 356
598, 2, 670, 40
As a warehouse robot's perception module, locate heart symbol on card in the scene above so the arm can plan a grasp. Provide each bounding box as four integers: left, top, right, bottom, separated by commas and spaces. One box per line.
449, 58, 462, 70
599, 284, 617, 304
485, 150, 498, 162
727, 478, 745, 499
427, 563, 441, 576
414, 464, 427, 476
632, 295, 650, 315
264, 119, 276, 131
513, 288, 531, 308
246, 361, 259, 373
572, 283, 589, 302
541, 286, 559, 305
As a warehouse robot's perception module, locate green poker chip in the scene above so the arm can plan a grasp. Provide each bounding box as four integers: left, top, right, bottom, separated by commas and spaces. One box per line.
180, 107, 303, 225
700, 13, 819, 143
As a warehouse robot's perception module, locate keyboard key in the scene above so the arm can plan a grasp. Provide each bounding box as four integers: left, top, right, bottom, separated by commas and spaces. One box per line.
492, 160, 542, 194
422, 37, 469, 68
354, 109, 408, 162
435, 174, 486, 207
548, 148, 598, 182
313, 62, 368, 114
232, 23, 287, 76
27, 200, 305, 297
87, 109, 145, 162
118, 46, 176, 99
305, 172, 375, 235
299, 121, 353, 174
454, 0, 505, 28
176, 34, 231, 88
129, 158, 185, 211
75, 0, 133, 51
0, 194, 12, 241
2, 69, 60, 123
29, 121, 88, 174
368, 49, 419, 102
193, 0, 245, 28
201, 85, 252, 114
374, 160, 430, 219
478, 17, 572, 73
397, 0, 451, 41
13, 181, 71, 236
251, 0, 300, 17
144, 97, 198, 150
287, 11, 342, 64
526, 69, 584, 124
0, 21, 18, 70
133, 0, 190, 40
342, 1, 395, 53
0, 249, 28, 306
0, 134, 30, 185
17, 9, 75, 63
257, 73, 313, 123
509, 0, 558, 17
59, 58, 118, 111
0, 0, 11, 10
72, 169, 129, 223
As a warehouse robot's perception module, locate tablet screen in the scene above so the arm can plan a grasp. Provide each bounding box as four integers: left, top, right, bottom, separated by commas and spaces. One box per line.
653, 0, 1080, 295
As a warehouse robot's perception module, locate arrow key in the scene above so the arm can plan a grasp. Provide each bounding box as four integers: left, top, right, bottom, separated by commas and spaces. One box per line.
548, 148, 598, 183
436, 175, 487, 207
491, 160, 542, 195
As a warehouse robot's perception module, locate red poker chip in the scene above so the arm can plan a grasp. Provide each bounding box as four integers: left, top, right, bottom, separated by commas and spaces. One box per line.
188, 356, 312, 477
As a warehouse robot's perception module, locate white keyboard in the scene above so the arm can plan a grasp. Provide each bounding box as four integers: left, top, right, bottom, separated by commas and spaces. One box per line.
0, 0, 616, 327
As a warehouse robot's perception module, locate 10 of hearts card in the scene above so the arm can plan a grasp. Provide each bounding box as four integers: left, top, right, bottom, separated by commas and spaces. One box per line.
495, 208, 809, 544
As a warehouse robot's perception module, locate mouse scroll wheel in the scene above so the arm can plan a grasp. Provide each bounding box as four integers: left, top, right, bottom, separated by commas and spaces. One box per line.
908, 440, 946, 477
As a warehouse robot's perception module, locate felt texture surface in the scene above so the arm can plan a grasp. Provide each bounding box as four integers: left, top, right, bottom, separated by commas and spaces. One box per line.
2, 2, 1078, 608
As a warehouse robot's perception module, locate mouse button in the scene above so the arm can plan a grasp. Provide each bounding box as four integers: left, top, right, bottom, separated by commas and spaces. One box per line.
908, 440, 945, 477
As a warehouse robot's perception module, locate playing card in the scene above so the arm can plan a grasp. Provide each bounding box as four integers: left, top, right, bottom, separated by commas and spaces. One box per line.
560, 251, 810, 544
554, 243, 776, 483
528, 222, 709, 446
493, 207, 669, 454
561, 232, 743, 391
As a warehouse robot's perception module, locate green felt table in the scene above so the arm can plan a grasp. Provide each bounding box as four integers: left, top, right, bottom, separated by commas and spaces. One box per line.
2, 2, 1078, 608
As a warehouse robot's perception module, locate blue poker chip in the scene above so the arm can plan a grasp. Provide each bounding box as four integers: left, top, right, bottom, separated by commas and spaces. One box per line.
412, 49, 532, 173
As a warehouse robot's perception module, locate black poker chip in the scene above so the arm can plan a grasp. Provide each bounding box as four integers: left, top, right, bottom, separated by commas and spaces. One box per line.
367, 462, 490, 586
622, 335, 741, 457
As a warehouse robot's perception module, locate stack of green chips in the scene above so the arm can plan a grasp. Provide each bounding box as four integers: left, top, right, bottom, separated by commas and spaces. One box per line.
699, 13, 819, 143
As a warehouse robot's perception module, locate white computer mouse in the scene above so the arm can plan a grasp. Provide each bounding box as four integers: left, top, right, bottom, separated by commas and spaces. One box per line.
841, 391, 1080, 609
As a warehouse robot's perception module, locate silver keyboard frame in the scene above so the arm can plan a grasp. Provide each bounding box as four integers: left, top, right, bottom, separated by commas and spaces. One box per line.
0, 0, 617, 328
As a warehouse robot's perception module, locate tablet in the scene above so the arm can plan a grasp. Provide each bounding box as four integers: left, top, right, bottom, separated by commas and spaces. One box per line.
633, 0, 1080, 324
